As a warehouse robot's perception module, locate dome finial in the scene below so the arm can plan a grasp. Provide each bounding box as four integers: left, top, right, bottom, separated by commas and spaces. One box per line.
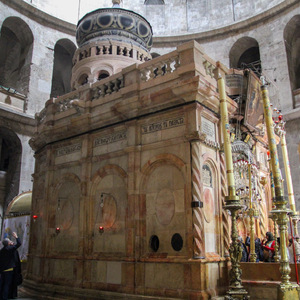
112, 0, 121, 7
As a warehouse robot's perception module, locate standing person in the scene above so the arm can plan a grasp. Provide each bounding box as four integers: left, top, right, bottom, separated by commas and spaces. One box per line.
245, 234, 264, 262
0, 232, 21, 300
294, 236, 300, 263
238, 236, 248, 262
262, 231, 275, 262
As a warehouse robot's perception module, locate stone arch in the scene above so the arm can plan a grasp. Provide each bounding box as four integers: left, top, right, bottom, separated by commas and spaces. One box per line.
0, 127, 22, 232
284, 15, 300, 108
71, 66, 92, 89
140, 153, 186, 192
201, 154, 221, 254
91, 64, 113, 82
140, 154, 187, 255
50, 39, 76, 98
229, 36, 261, 77
90, 164, 127, 253
0, 17, 33, 96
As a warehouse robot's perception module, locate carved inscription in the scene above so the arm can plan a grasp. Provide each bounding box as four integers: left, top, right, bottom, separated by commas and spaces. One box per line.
56, 143, 81, 157
142, 116, 184, 134
201, 117, 215, 141
94, 131, 127, 147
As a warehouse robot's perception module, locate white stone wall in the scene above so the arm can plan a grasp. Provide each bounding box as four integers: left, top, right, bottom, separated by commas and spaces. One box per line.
23, 0, 284, 35
0, 2, 76, 116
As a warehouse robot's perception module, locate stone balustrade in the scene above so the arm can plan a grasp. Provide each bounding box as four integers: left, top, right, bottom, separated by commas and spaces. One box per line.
91, 76, 124, 100
139, 55, 180, 82
73, 41, 150, 67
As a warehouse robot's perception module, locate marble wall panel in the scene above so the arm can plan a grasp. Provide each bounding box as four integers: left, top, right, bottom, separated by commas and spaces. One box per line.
106, 261, 122, 285
91, 260, 107, 283
92, 173, 127, 253
53, 259, 74, 280
145, 263, 184, 289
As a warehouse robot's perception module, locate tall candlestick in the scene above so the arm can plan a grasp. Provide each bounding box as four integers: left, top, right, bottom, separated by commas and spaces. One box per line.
248, 164, 257, 262
215, 63, 248, 299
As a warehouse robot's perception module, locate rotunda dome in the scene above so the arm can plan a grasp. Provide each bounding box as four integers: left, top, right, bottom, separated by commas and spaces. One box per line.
76, 8, 153, 51
71, 1, 153, 90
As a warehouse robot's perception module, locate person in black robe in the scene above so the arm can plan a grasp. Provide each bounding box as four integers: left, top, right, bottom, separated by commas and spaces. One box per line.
0, 232, 21, 300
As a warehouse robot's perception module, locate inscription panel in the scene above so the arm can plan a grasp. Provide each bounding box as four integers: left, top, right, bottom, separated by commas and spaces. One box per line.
141, 116, 184, 134
56, 143, 82, 157
55, 143, 82, 165
94, 131, 127, 147
201, 117, 215, 142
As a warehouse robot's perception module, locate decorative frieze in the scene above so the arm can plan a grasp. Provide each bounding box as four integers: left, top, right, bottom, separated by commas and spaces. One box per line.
141, 116, 184, 134
56, 143, 82, 157
94, 131, 127, 147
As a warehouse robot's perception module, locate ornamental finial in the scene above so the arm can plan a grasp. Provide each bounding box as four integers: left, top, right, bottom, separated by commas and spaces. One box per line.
112, 0, 121, 7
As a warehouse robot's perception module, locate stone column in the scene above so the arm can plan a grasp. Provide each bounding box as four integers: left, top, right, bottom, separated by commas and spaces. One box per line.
220, 154, 231, 256
190, 131, 206, 258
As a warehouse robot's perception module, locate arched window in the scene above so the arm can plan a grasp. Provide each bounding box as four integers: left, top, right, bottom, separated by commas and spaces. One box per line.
0, 17, 33, 96
51, 39, 76, 98
78, 74, 88, 86
144, 0, 164, 4
229, 37, 261, 77
98, 71, 110, 81
284, 15, 300, 108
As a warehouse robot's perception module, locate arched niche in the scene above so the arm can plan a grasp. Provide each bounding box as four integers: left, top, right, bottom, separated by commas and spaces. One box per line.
140, 154, 187, 256
284, 15, 300, 108
50, 39, 76, 98
0, 127, 22, 232
52, 175, 81, 253
90, 165, 127, 254
201, 156, 220, 254
229, 37, 261, 77
0, 17, 33, 96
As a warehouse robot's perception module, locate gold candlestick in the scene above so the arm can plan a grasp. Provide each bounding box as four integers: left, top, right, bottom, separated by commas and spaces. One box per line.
215, 63, 249, 300
260, 78, 298, 297
278, 127, 300, 235
248, 164, 257, 262
267, 152, 280, 262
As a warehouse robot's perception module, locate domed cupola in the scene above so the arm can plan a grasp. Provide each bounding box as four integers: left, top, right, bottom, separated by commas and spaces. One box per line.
71, 0, 153, 89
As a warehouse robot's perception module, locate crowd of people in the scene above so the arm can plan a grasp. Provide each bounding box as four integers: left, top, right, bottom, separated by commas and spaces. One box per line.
0, 232, 22, 300
238, 231, 300, 263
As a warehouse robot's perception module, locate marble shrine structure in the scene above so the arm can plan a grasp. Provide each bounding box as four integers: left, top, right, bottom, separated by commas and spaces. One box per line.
1, 0, 300, 299
25, 2, 275, 299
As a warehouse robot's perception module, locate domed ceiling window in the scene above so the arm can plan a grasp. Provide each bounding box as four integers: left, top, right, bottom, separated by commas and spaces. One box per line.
0, 17, 33, 96
50, 39, 76, 98
144, 0, 164, 5
284, 15, 300, 109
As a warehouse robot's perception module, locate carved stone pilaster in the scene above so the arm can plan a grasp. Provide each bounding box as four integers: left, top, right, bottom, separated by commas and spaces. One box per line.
220, 154, 231, 255
191, 139, 205, 258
